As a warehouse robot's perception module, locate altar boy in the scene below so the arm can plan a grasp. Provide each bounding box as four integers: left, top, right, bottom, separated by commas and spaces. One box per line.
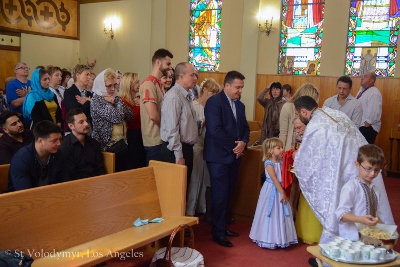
335, 144, 389, 241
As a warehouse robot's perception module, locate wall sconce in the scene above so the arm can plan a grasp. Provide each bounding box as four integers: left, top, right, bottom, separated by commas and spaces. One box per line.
104, 17, 120, 40
258, 17, 273, 36
103, 21, 114, 39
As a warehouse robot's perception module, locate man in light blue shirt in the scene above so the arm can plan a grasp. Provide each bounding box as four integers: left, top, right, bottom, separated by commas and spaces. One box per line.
323, 76, 363, 127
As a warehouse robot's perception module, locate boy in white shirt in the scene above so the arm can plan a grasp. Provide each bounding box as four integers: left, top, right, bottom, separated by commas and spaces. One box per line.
335, 144, 387, 241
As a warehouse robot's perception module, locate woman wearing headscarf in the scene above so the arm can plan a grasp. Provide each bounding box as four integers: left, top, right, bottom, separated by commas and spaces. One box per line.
257, 82, 284, 144
91, 68, 134, 172
23, 68, 62, 130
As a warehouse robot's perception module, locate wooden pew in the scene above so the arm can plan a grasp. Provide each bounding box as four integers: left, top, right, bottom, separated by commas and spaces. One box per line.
0, 160, 198, 267
0, 164, 9, 193
247, 120, 262, 131
229, 146, 264, 222
249, 130, 261, 146
102, 151, 115, 174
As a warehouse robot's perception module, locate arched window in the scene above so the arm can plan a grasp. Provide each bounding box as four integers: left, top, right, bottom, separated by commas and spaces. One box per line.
345, 0, 400, 77
279, 0, 325, 75
189, 0, 222, 72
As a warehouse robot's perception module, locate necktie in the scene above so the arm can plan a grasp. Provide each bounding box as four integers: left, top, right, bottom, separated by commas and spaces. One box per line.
231, 99, 237, 121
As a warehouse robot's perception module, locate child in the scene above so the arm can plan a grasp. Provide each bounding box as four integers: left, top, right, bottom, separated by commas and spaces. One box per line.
335, 144, 387, 241
249, 137, 298, 249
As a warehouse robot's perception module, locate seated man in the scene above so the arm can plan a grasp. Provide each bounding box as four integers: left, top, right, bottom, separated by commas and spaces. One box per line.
0, 111, 34, 164
60, 108, 105, 180
8, 120, 69, 191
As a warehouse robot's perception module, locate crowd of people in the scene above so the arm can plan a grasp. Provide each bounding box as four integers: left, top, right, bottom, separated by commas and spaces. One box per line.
0, 48, 395, 266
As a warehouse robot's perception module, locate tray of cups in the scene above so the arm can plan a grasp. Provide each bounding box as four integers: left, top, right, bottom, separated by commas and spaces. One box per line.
319, 236, 398, 264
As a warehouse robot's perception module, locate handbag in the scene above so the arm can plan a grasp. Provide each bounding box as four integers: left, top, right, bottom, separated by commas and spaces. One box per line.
150, 224, 204, 267
106, 139, 128, 154
0, 249, 33, 267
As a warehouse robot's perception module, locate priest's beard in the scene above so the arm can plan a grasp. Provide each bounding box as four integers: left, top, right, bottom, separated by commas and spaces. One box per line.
298, 114, 310, 125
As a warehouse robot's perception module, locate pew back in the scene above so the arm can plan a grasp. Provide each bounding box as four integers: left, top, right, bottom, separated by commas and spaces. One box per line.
0, 164, 9, 193
0, 167, 162, 254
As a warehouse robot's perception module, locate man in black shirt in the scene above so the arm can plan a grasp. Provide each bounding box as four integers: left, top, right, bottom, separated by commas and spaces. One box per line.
59, 108, 105, 180
0, 111, 34, 164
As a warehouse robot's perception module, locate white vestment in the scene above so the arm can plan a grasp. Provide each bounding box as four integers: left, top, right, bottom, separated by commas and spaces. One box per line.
294, 107, 394, 243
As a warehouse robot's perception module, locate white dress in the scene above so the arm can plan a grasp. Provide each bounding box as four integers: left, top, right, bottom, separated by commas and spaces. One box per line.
249, 160, 298, 248
186, 100, 210, 215
335, 177, 386, 241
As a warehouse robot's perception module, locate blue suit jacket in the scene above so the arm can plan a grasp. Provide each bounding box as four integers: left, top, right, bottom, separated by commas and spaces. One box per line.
203, 91, 250, 164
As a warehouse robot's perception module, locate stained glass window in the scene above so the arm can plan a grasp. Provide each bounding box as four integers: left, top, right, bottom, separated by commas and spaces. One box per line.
279, 0, 325, 75
345, 0, 400, 77
189, 0, 222, 72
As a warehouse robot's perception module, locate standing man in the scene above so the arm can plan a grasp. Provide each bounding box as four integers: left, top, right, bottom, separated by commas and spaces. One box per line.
323, 76, 363, 127
59, 108, 105, 180
204, 71, 250, 247
355, 72, 382, 144
293, 96, 393, 245
6, 63, 31, 115
64, 64, 92, 133
7, 120, 69, 191
0, 111, 34, 164
160, 62, 198, 183
139, 48, 173, 164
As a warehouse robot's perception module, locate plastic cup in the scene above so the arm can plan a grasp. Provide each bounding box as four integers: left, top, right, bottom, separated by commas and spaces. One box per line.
353, 248, 361, 261
376, 248, 387, 260
330, 246, 340, 258
370, 249, 381, 261
361, 247, 371, 260
345, 249, 355, 261
340, 245, 350, 258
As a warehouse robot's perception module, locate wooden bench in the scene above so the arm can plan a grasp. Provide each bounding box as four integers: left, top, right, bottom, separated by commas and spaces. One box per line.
0, 164, 9, 193
102, 151, 115, 174
0, 160, 198, 267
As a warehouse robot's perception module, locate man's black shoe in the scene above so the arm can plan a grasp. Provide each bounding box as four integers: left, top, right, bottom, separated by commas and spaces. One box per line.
225, 228, 239, 237
212, 236, 233, 247
308, 258, 318, 267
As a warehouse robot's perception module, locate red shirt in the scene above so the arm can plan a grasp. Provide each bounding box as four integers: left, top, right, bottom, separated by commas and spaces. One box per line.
122, 98, 141, 130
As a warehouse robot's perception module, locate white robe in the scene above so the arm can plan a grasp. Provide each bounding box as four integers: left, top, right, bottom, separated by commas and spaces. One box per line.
294, 107, 394, 243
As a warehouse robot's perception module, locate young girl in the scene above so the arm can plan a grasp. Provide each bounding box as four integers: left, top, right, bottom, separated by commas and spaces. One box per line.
249, 137, 298, 249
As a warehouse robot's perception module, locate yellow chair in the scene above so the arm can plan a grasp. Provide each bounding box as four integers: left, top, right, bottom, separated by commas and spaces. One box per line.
102, 151, 115, 174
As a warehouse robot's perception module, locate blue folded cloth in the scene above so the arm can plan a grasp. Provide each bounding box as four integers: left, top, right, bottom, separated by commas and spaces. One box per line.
133, 217, 164, 227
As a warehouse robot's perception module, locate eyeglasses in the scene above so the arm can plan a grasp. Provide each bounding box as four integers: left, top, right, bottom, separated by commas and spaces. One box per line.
105, 83, 119, 89
15, 66, 30, 71
359, 163, 381, 174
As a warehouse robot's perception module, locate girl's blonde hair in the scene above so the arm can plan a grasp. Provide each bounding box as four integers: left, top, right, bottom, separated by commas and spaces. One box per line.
262, 137, 284, 162
199, 78, 221, 96
119, 72, 139, 106
290, 83, 319, 103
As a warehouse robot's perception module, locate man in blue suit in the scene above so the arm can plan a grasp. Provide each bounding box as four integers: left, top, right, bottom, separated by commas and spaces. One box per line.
204, 71, 250, 247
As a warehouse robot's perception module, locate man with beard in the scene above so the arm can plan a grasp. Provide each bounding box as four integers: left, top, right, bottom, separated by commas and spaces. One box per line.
8, 120, 69, 191
160, 62, 198, 183
0, 111, 34, 164
59, 108, 105, 180
293, 96, 394, 246
139, 48, 173, 164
